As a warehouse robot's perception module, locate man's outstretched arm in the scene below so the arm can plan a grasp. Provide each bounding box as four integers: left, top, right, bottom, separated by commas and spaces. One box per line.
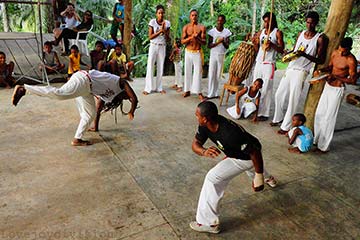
89, 97, 105, 132
121, 79, 138, 120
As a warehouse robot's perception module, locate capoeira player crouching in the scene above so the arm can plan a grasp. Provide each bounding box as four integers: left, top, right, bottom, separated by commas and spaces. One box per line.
12, 70, 138, 146
189, 101, 277, 234
313, 37, 357, 152
270, 11, 326, 134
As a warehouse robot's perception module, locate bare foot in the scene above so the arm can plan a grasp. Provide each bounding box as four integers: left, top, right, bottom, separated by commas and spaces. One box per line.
207, 96, 219, 99
312, 148, 328, 154
160, 90, 166, 94
71, 139, 92, 146
269, 121, 282, 127
176, 87, 183, 92
198, 94, 206, 101
257, 116, 269, 121
142, 91, 149, 95
182, 91, 190, 98
288, 147, 301, 154
88, 127, 98, 132
277, 129, 288, 135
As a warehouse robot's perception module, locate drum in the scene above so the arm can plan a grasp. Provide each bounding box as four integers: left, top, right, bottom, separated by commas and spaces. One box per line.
228, 42, 256, 86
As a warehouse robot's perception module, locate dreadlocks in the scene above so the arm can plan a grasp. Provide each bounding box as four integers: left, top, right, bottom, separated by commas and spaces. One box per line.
103, 91, 130, 114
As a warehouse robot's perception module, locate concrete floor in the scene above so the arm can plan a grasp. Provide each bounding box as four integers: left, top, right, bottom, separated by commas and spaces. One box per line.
0, 72, 360, 240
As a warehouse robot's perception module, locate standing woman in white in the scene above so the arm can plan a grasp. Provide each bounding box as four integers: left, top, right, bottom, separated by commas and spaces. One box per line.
143, 5, 170, 95
251, 12, 284, 121
206, 14, 232, 99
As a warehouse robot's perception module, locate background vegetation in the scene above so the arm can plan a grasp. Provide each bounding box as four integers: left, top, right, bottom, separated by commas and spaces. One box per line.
0, 0, 359, 76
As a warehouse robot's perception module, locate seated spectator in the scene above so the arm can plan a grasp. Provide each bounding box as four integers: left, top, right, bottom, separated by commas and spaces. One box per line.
287, 113, 313, 153
42, 41, 65, 74
52, 10, 94, 55
99, 43, 134, 81
53, 3, 81, 40
90, 41, 106, 70
68, 45, 90, 79
52, 0, 69, 25
0, 51, 15, 88
226, 78, 263, 122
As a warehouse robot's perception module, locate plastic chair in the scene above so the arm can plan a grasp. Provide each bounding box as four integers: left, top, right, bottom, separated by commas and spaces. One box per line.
68, 25, 93, 56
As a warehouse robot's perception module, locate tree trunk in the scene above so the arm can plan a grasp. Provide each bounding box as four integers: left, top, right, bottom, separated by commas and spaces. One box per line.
210, 0, 214, 17
123, 0, 132, 58
260, 0, 267, 21
42, 2, 55, 33
1, 3, 10, 32
304, 0, 354, 131
251, 0, 257, 36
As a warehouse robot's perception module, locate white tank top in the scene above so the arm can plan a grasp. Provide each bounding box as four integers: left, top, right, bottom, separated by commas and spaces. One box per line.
256, 28, 278, 63
288, 30, 321, 72
242, 87, 260, 104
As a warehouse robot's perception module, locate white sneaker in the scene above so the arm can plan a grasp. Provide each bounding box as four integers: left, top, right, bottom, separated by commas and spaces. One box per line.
265, 176, 277, 188
189, 221, 220, 234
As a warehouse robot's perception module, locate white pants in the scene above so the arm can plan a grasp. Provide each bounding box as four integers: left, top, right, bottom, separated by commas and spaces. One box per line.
314, 82, 344, 151
174, 61, 183, 88
207, 53, 225, 98
184, 50, 202, 94
144, 43, 166, 93
253, 62, 275, 117
196, 157, 271, 226
227, 100, 257, 119
273, 68, 308, 131
24, 76, 95, 139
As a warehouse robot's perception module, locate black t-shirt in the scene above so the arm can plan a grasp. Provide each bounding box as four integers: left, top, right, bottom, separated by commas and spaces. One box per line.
195, 115, 261, 160
75, 21, 93, 39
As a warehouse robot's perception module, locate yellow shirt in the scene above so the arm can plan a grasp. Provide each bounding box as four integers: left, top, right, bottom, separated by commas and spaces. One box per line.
108, 49, 127, 65
68, 53, 81, 74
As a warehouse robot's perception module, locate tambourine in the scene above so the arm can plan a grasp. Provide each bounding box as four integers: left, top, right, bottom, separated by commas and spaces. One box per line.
308, 73, 329, 85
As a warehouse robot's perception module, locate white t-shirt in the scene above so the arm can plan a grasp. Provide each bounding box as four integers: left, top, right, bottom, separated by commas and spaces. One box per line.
208, 27, 232, 54
88, 70, 123, 103
149, 19, 171, 44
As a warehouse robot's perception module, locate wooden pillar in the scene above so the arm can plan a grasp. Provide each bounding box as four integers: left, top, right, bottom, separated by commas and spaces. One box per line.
123, 0, 132, 58
304, 0, 354, 131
